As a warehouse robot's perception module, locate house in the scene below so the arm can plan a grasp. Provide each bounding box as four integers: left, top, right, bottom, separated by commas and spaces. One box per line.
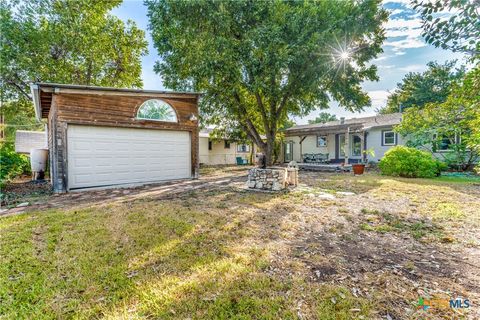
30, 83, 201, 192
283, 113, 404, 163
199, 128, 257, 165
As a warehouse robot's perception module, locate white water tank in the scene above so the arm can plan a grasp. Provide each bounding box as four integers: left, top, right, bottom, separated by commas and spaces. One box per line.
30, 148, 48, 180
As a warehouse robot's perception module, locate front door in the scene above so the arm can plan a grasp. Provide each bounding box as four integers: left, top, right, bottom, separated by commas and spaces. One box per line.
284, 141, 293, 162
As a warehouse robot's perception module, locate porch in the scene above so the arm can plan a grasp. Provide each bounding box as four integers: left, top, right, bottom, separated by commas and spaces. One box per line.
283, 121, 368, 165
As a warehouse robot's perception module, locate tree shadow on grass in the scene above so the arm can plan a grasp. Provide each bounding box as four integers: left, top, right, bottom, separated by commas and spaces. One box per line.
0, 187, 303, 319
290, 218, 480, 319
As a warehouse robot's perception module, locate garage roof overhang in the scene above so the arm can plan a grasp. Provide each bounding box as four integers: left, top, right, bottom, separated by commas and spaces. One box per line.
30, 82, 203, 121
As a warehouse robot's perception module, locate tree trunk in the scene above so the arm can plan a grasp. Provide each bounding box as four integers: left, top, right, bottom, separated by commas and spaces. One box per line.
263, 133, 276, 166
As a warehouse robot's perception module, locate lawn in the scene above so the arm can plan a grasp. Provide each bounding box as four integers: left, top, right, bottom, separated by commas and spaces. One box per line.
1, 169, 479, 319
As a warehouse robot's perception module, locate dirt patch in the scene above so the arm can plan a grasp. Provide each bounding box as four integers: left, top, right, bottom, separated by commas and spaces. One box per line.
0, 169, 252, 218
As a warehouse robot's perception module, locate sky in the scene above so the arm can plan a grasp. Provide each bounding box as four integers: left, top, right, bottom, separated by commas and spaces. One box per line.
112, 0, 467, 125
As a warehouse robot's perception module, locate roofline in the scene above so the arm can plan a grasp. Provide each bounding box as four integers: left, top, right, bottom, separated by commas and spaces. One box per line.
33, 82, 203, 96
30, 82, 203, 120
285, 113, 402, 134
30, 84, 41, 121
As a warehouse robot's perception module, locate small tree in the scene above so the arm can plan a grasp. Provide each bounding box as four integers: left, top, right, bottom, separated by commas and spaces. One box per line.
147, 0, 388, 165
308, 112, 338, 124
395, 67, 480, 170
379, 61, 465, 114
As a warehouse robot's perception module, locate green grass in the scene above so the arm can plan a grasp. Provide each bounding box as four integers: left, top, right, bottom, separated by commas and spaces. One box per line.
314, 287, 371, 319
433, 175, 480, 183
359, 208, 442, 240
0, 198, 369, 319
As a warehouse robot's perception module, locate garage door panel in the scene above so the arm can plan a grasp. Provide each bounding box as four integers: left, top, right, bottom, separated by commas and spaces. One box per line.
68, 125, 191, 189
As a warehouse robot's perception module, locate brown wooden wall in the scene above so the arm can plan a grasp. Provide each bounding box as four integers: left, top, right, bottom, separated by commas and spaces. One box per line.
48, 91, 199, 192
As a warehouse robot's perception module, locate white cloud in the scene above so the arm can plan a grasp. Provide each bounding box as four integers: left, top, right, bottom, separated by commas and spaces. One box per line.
368, 90, 390, 109
384, 37, 425, 50
382, 0, 413, 6
383, 13, 426, 55
388, 9, 405, 15
398, 64, 427, 72
373, 55, 389, 62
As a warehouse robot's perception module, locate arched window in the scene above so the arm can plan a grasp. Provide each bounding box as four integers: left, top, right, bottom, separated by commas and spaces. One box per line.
136, 99, 177, 122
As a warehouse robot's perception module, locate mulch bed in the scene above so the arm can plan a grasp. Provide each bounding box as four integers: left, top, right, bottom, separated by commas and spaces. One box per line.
1, 177, 53, 207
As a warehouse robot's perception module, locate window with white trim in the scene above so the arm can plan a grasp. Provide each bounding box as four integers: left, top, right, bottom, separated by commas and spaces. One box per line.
236, 144, 250, 153
382, 130, 396, 146
136, 99, 177, 122
317, 135, 327, 147
433, 134, 459, 152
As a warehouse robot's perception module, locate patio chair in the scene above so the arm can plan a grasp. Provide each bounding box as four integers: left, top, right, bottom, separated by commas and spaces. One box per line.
236, 157, 248, 165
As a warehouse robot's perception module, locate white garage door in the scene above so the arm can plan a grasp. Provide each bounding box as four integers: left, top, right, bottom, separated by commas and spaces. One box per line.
67, 125, 191, 189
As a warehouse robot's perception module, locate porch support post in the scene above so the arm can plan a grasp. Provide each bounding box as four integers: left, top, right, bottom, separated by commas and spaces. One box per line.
299, 135, 307, 162
344, 127, 350, 165
362, 131, 368, 162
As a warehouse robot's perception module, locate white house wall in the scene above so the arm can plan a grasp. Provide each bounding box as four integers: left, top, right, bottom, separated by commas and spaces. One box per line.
199, 137, 253, 165
365, 128, 405, 161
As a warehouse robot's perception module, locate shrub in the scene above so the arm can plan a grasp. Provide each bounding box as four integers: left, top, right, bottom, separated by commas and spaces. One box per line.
474, 165, 480, 176
379, 146, 446, 178
0, 144, 30, 187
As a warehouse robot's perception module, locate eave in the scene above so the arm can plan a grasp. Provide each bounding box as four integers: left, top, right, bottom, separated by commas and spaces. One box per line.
284, 124, 365, 136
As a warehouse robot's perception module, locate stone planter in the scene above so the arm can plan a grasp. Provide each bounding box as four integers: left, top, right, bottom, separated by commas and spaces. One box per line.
247, 167, 298, 191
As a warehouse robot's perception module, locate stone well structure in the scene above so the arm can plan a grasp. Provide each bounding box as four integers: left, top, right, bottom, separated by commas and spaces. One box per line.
247, 166, 298, 191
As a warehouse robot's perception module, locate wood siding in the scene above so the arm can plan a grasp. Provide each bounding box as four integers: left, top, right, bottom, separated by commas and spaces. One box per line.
48, 92, 199, 192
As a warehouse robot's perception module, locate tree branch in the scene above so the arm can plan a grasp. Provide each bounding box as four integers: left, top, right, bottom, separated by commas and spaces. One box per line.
7, 79, 31, 100
255, 92, 270, 133
233, 91, 266, 148
276, 91, 290, 119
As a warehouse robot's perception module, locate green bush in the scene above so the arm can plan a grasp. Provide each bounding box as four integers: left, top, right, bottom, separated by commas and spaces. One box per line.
474, 165, 480, 176
379, 146, 446, 178
0, 144, 31, 187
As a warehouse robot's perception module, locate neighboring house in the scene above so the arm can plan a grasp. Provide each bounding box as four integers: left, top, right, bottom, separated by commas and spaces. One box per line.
283, 113, 404, 163
31, 83, 200, 192
199, 128, 257, 165
15, 130, 47, 153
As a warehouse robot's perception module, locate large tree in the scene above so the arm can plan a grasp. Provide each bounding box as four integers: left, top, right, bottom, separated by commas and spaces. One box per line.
147, 0, 387, 164
0, 0, 148, 102
379, 60, 465, 114
0, 0, 148, 145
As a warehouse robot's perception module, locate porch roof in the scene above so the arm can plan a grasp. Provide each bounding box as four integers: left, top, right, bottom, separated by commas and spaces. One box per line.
284, 113, 402, 136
